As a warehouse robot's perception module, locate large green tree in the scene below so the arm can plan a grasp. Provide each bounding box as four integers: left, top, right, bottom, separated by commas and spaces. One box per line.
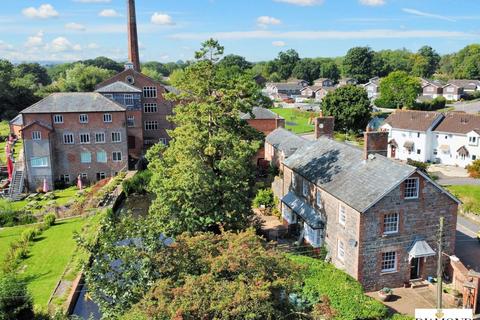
342, 47, 375, 83
275, 49, 300, 80
452, 44, 480, 79
373, 49, 414, 77
146, 40, 265, 236
411, 46, 440, 78
321, 85, 371, 132
59, 63, 114, 92
378, 71, 422, 109
218, 54, 253, 71
291, 58, 321, 84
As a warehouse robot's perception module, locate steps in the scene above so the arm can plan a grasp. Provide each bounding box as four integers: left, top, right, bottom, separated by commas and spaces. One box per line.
8, 168, 24, 200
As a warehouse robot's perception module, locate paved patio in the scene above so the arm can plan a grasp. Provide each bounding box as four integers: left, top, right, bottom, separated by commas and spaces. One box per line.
366, 285, 458, 316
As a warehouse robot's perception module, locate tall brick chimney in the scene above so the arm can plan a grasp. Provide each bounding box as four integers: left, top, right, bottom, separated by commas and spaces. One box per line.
314, 113, 335, 139
127, 0, 141, 72
363, 126, 388, 160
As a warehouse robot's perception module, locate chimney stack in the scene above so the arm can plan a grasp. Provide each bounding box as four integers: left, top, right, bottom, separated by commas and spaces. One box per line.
363, 126, 388, 160
314, 113, 335, 139
127, 0, 141, 72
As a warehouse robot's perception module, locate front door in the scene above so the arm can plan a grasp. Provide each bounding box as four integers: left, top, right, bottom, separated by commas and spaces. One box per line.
391, 146, 396, 158
410, 258, 421, 280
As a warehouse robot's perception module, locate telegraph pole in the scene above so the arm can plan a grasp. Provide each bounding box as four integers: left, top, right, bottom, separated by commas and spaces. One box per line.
436, 216, 445, 311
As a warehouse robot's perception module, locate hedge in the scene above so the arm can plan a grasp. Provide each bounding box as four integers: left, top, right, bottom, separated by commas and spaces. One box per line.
289, 255, 388, 320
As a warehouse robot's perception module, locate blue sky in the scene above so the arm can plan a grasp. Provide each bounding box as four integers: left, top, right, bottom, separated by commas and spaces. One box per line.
0, 0, 479, 63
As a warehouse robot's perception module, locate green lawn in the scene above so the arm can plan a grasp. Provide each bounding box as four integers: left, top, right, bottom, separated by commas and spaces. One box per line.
271, 108, 319, 134
10, 186, 89, 213
446, 185, 480, 215
0, 217, 94, 310
0, 120, 9, 137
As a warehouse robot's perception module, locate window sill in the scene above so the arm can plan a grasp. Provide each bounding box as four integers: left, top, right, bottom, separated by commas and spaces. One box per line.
382, 232, 399, 237
380, 270, 398, 275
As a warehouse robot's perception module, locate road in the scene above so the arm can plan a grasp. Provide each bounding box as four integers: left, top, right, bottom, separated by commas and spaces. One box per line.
456, 215, 480, 272
450, 100, 480, 113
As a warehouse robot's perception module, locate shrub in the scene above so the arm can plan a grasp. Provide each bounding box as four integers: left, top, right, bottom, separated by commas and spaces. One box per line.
0, 274, 34, 320
467, 160, 480, 178
43, 213, 56, 227
289, 255, 388, 320
253, 189, 275, 208
407, 159, 429, 173
20, 228, 39, 243
413, 96, 446, 111
122, 170, 152, 196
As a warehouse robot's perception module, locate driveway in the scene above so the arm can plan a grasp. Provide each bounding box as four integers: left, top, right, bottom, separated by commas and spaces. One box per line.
428, 164, 480, 186
450, 100, 480, 113
456, 215, 480, 272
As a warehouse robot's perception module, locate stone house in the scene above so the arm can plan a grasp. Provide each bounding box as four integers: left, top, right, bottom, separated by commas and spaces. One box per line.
265, 127, 309, 171
20, 93, 129, 191
267, 117, 459, 291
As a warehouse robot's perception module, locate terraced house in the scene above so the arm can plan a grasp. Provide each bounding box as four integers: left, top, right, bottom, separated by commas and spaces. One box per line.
266, 118, 459, 290
20, 93, 129, 190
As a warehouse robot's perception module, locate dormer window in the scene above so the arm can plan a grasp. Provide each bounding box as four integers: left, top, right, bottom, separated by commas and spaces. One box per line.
404, 178, 419, 199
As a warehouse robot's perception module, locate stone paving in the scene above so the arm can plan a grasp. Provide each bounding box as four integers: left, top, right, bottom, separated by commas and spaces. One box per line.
366, 285, 457, 316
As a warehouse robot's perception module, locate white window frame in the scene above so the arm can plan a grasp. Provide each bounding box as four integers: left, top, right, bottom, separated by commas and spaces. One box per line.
316, 189, 322, 208
127, 116, 135, 127
302, 179, 309, 197
143, 86, 157, 98
31, 157, 49, 168
339, 205, 346, 226
95, 132, 106, 144
144, 121, 159, 131
404, 177, 419, 199
32, 131, 41, 141
381, 251, 397, 273
144, 103, 158, 113
124, 94, 134, 107
97, 172, 106, 180
112, 151, 122, 162
53, 114, 63, 124
103, 113, 112, 123
79, 133, 91, 144
383, 213, 399, 235
337, 240, 345, 262
79, 114, 88, 124
80, 173, 88, 179
63, 133, 74, 145
111, 132, 122, 143
60, 174, 70, 184
80, 152, 92, 164
96, 150, 107, 163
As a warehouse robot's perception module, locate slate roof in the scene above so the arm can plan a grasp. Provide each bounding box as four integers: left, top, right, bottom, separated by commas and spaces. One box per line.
283, 137, 417, 213
282, 191, 323, 229
95, 81, 142, 93
20, 121, 53, 131
9, 114, 23, 126
383, 110, 443, 132
448, 80, 480, 90
20, 93, 126, 114
434, 112, 480, 134
272, 83, 304, 91
266, 128, 310, 158
240, 107, 282, 120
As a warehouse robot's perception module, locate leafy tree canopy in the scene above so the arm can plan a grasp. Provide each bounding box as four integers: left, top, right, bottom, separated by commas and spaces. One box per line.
321, 84, 372, 132
342, 46, 375, 83
146, 40, 266, 236
218, 54, 253, 71
378, 71, 422, 109
0, 274, 34, 320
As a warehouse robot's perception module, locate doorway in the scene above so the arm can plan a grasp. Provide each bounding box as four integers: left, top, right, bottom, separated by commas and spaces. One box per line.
391, 146, 396, 158
410, 258, 421, 280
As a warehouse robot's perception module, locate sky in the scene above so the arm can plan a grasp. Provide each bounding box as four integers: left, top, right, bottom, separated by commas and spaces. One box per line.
0, 0, 479, 63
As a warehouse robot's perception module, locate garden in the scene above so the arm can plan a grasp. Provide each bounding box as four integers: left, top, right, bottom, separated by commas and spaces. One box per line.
271, 107, 319, 134
446, 185, 480, 215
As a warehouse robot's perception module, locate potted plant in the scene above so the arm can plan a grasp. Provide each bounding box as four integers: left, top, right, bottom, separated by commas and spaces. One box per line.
378, 287, 393, 302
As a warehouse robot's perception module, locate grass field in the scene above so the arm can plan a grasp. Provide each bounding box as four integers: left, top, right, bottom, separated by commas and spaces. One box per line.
271, 108, 319, 134
0, 216, 95, 310
446, 185, 480, 215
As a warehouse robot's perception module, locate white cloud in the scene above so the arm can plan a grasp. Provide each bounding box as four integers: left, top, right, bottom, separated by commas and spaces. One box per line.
0, 41, 13, 51
25, 31, 44, 47
99, 9, 120, 17
65, 22, 86, 31
359, 0, 385, 6
48, 37, 82, 52
22, 4, 59, 19
151, 12, 175, 25
257, 16, 282, 28
73, 0, 111, 3
87, 43, 100, 49
402, 8, 456, 22
273, 0, 323, 6
272, 40, 286, 47
170, 29, 474, 40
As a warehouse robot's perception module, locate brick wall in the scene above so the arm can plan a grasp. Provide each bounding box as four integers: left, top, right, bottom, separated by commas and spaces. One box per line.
314, 117, 335, 139
364, 131, 388, 159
